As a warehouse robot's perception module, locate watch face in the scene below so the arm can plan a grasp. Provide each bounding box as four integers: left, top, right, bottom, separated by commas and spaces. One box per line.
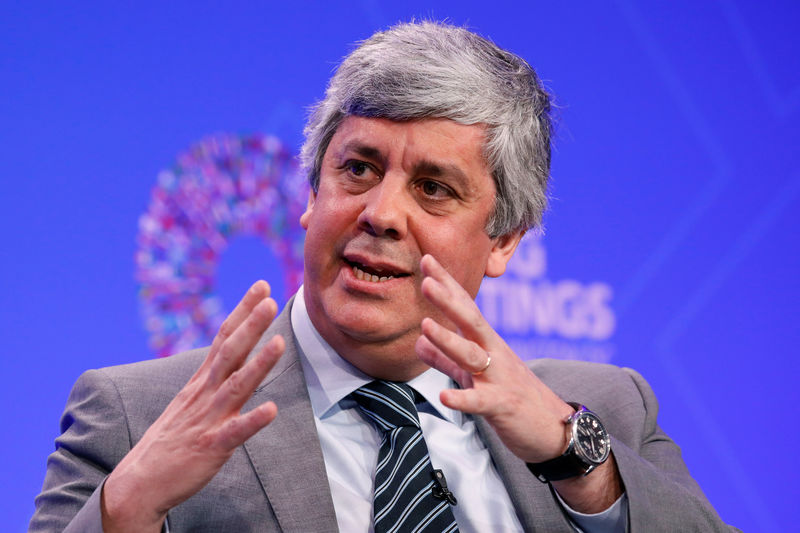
573, 411, 611, 465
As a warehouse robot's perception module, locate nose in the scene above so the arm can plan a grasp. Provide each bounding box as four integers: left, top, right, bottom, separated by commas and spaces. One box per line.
356, 175, 408, 240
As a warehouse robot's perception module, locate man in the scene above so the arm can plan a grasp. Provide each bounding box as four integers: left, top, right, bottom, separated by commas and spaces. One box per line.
31, 22, 735, 532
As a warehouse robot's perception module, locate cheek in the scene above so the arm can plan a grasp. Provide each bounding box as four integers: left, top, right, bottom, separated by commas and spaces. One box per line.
450, 260, 488, 298
306, 193, 349, 235
303, 194, 358, 271
302, 207, 332, 265
415, 221, 493, 296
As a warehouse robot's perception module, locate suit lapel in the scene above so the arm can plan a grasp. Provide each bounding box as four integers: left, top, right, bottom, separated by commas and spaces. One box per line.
473, 416, 574, 532
241, 301, 339, 532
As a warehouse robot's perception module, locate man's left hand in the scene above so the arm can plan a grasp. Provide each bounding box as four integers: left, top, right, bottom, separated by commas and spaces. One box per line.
415, 254, 622, 513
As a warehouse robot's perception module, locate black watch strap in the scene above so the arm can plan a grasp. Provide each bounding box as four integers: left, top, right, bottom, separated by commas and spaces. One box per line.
526, 449, 590, 482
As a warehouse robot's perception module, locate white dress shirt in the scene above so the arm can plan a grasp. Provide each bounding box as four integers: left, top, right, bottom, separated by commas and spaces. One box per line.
291, 286, 626, 532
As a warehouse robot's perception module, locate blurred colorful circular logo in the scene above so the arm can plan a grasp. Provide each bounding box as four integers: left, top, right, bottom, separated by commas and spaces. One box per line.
135, 134, 307, 357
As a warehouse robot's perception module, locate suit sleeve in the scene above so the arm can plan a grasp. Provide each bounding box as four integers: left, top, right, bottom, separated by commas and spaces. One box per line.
611, 367, 740, 532
29, 368, 132, 533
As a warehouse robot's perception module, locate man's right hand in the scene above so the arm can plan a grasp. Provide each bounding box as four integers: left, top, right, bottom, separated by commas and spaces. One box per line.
101, 281, 285, 533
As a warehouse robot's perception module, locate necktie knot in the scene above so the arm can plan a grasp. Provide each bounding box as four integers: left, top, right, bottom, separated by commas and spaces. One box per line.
352, 380, 420, 432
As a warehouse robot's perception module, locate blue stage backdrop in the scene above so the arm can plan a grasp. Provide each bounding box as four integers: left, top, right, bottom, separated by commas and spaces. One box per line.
2, 2, 798, 531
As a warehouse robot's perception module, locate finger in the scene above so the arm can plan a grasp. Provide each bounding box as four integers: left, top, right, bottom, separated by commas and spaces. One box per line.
217, 401, 278, 450
420, 317, 490, 376
440, 388, 488, 416
201, 281, 272, 374
213, 335, 285, 414
207, 297, 278, 386
420, 255, 497, 345
415, 334, 472, 388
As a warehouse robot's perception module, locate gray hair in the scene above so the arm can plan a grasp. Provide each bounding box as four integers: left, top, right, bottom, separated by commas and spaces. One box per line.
300, 21, 553, 236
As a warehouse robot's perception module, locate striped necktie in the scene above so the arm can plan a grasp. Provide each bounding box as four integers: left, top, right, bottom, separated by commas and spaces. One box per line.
352, 380, 459, 533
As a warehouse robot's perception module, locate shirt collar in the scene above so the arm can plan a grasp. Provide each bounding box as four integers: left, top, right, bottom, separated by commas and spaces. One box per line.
291, 285, 463, 426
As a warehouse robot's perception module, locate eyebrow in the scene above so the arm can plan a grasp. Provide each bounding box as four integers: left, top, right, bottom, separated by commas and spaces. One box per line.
337, 141, 470, 187
337, 141, 383, 163
413, 161, 469, 187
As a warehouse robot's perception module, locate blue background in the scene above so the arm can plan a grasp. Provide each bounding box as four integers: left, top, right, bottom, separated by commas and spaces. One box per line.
2, 1, 798, 530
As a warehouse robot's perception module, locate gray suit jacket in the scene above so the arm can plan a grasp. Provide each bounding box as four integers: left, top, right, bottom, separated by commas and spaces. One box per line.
30, 300, 735, 532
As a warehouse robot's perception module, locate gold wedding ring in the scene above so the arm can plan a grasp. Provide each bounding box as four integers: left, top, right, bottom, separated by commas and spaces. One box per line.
472, 354, 491, 376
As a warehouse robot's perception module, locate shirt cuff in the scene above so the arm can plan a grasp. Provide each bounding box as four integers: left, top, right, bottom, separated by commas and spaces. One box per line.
554, 489, 628, 533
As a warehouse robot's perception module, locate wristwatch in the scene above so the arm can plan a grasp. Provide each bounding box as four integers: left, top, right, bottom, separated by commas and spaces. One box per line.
526, 402, 611, 483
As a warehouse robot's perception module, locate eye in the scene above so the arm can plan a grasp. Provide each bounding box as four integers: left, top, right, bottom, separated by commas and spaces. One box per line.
419, 180, 452, 199
345, 160, 371, 177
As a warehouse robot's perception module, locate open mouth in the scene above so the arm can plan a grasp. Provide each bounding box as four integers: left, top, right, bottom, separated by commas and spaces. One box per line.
345, 259, 411, 283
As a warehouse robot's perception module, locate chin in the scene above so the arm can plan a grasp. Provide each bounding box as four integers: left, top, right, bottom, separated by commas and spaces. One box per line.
332, 307, 415, 347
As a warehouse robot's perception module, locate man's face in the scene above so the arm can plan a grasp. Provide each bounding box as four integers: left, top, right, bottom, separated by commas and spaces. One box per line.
300, 116, 520, 380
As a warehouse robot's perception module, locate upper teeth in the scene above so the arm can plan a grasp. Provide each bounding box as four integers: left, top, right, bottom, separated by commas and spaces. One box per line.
353, 265, 394, 282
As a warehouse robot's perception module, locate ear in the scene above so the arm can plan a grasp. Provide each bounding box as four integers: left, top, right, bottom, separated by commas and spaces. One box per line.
485, 229, 525, 278
299, 188, 316, 230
